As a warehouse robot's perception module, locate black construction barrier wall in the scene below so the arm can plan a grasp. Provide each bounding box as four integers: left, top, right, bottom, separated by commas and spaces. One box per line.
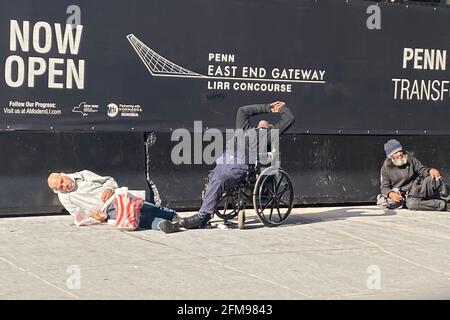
148, 133, 450, 209
1, 132, 449, 216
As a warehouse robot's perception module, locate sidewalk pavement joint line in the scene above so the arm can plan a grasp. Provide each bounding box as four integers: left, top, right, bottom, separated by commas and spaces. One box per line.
0, 256, 80, 299
329, 229, 450, 278
326, 288, 416, 299
117, 229, 314, 298
206, 258, 314, 299
118, 230, 171, 247
329, 283, 450, 299
344, 217, 450, 241
397, 215, 450, 229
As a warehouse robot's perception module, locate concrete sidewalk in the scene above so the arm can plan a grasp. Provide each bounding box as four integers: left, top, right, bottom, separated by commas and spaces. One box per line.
0, 206, 450, 300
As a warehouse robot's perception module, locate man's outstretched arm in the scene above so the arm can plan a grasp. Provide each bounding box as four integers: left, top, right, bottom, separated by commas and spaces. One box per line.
273, 104, 295, 135
235, 104, 271, 130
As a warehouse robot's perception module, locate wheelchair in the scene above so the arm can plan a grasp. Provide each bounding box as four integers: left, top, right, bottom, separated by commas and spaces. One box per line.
201, 153, 294, 229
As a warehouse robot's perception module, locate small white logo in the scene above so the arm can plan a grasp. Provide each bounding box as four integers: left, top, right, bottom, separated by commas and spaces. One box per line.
66, 265, 81, 290
72, 102, 99, 116
72, 102, 88, 116
366, 265, 382, 290
107, 103, 119, 117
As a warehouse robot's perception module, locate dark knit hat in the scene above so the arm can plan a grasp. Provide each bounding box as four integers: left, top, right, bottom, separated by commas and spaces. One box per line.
384, 139, 403, 157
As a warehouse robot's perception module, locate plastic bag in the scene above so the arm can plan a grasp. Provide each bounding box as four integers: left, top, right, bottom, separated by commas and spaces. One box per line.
73, 208, 101, 227
112, 187, 144, 231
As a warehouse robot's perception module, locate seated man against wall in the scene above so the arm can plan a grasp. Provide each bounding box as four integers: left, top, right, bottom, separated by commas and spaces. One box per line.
47, 170, 181, 233
377, 139, 449, 211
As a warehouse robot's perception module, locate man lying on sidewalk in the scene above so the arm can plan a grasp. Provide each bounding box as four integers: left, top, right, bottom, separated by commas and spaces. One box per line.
47, 170, 181, 233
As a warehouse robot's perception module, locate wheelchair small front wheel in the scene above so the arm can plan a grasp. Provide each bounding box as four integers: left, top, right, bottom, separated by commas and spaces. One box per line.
238, 209, 245, 229
215, 188, 240, 220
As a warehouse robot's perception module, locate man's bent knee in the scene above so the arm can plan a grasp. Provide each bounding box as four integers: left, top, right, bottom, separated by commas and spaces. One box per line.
406, 197, 419, 210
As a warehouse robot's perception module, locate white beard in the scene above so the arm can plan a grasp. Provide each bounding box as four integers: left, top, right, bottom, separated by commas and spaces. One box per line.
392, 154, 408, 167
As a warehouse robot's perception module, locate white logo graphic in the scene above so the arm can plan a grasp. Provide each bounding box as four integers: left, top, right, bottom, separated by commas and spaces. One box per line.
366, 265, 382, 290
127, 34, 327, 93
127, 34, 204, 79
107, 103, 119, 117
66, 265, 81, 290
106, 102, 142, 118
72, 102, 88, 116
72, 102, 99, 116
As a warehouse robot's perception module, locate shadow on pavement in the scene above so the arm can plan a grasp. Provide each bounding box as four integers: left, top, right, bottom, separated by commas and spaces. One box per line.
222, 207, 398, 230
284, 207, 397, 226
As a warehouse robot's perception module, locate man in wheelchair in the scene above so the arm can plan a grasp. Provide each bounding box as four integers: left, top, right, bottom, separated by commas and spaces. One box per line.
180, 101, 295, 229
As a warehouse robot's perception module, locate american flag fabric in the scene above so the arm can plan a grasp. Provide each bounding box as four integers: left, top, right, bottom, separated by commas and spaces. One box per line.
113, 193, 144, 230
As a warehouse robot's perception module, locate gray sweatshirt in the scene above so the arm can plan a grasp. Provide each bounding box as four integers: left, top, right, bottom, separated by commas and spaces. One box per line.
57, 170, 118, 215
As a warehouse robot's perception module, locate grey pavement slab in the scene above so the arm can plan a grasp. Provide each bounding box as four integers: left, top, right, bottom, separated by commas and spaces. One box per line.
0, 206, 450, 299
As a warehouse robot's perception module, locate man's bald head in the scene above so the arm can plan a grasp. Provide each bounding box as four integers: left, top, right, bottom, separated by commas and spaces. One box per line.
47, 172, 74, 193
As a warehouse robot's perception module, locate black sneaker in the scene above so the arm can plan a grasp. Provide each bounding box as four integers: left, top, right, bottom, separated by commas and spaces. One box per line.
172, 213, 181, 223
157, 220, 181, 234
445, 201, 450, 212
180, 214, 209, 229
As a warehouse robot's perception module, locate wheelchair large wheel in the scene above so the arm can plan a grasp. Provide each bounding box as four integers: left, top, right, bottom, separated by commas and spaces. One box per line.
253, 167, 294, 227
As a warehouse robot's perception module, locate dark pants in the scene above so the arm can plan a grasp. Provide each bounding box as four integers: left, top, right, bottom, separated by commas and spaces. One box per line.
200, 163, 250, 219
405, 176, 446, 211
378, 176, 447, 211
